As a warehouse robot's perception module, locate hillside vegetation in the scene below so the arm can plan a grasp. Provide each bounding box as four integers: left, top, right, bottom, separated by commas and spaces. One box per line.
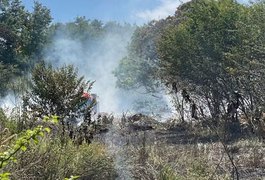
1, 0, 265, 179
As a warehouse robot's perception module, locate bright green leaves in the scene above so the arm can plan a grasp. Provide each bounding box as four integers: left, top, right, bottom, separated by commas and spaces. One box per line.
43, 115, 59, 124
0, 172, 10, 180
44, 127, 51, 133
0, 116, 56, 178
64, 175, 80, 180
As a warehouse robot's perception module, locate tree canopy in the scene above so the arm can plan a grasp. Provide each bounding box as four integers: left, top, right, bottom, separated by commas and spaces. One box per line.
115, 0, 265, 127
0, 0, 52, 97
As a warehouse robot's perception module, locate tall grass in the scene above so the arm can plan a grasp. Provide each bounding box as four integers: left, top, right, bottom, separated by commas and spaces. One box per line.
3, 136, 117, 180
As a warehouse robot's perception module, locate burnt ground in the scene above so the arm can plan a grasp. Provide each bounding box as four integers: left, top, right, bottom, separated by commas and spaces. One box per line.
95, 116, 265, 180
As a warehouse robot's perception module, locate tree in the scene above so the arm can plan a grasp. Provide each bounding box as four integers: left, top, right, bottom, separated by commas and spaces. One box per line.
23, 1, 52, 60
115, 0, 265, 130
0, 24, 19, 97
157, 0, 247, 121
0, 0, 52, 97
114, 19, 170, 93
22, 62, 95, 129
223, 1, 265, 135
61, 17, 104, 43
155, 0, 265, 137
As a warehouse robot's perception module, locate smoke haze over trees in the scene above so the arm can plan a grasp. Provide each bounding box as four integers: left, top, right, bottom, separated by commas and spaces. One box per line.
2, 0, 265, 179
115, 0, 265, 132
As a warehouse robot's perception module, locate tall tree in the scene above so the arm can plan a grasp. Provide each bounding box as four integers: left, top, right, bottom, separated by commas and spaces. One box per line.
158, 0, 246, 118
114, 19, 170, 92
0, 0, 52, 97
24, 1, 52, 60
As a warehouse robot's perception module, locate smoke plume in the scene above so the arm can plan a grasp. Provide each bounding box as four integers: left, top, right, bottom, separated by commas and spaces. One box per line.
44, 25, 139, 113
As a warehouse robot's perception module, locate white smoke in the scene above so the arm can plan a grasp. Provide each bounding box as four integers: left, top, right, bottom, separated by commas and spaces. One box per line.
44, 26, 143, 113
0, 22, 172, 117
44, 24, 175, 116
0, 94, 15, 115
0, 92, 22, 117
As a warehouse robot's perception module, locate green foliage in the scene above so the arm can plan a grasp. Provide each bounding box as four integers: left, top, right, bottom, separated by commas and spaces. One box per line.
0, 116, 57, 179
50, 17, 102, 44
155, 0, 265, 128
66, 17, 104, 42
48, 16, 135, 44
74, 143, 117, 179
0, 108, 18, 134
0, 172, 10, 180
157, 0, 244, 118
24, 1, 52, 59
0, 0, 52, 97
0, 114, 116, 179
3, 138, 116, 179
114, 55, 149, 90
0, 108, 8, 127
64, 175, 80, 180
0, 24, 19, 97
0, 0, 52, 60
115, 0, 265, 130
159, 165, 179, 180
23, 62, 94, 123
114, 20, 169, 92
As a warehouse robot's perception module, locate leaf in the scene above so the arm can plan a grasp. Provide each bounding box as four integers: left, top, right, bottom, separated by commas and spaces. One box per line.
64, 175, 80, 180
39, 132, 44, 137
51, 116, 59, 124
21, 146, 27, 151
0, 172, 11, 180
43, 116, 49, 122
33, 138, 39, 144
44, 127, 51, 133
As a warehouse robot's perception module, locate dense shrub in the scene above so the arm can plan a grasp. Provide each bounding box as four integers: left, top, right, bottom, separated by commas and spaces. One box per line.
3, 136, 117, 179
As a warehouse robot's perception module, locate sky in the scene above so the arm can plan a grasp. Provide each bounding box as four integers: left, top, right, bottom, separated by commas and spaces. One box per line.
21, 0, 184, 24
21, 0, 249, 25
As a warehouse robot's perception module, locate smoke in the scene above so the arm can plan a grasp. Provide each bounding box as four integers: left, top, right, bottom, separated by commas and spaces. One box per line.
44, 24, 174, 116
0, 94, 15, 115
0, 22, 172, 117
45, 25, 139, 113
0, 92, 22, 117
102, 123, 134, 180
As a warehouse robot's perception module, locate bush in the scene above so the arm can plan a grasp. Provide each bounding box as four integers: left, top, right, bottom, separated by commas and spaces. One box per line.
4, 136, 117, 179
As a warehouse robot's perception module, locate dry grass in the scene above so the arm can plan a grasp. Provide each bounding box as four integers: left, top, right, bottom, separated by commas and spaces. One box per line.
97, 116, 265, 180
3, 136, 117, 180
2, 112, 265, 180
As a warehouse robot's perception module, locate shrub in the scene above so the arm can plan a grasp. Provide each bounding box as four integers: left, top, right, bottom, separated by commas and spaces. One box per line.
5, 137, 117, 179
